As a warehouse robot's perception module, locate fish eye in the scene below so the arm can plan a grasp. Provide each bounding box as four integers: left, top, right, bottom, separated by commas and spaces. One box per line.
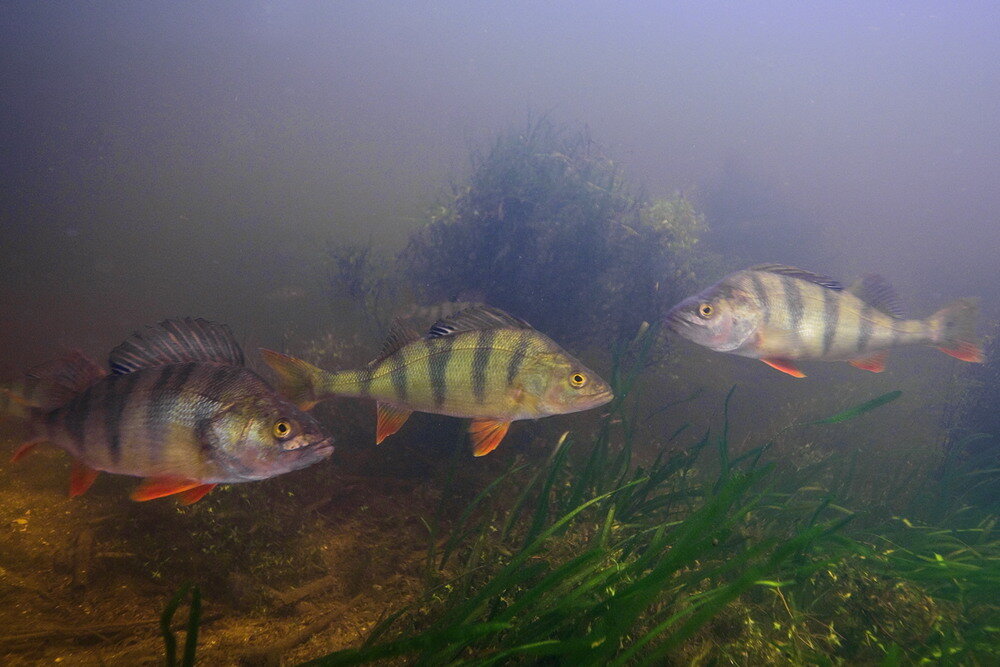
570, 372, 587, 387
698, 303, 714, 319
273, 419, 293, 440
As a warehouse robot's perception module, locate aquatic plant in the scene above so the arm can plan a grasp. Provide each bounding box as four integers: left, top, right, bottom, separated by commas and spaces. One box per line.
941, 321, 1000, 513
400, 117, 710, 347
161, 584, 201, 667
300, 328, 944, 666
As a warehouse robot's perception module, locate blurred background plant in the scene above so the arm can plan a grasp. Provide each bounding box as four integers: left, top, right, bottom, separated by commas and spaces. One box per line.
323, 116, 713, 352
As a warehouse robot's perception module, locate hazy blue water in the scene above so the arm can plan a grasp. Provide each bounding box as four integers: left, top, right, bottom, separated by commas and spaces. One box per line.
2, 2, 999, 372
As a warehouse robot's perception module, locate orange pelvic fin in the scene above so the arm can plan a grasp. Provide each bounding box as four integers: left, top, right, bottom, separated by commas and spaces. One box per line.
69, 461, 100, 497
469, 419, 511, 457
376, 403, 413, 444
130, 477, 204, 502
939, 342, 984, 363
848, 351, 888, 373
760, 358, 806, 378
177, 483, 218, 505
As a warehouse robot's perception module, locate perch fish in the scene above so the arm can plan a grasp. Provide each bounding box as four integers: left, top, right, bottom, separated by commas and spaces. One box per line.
665, 264, 983, 377
10, 318, 333, 503
261, 305, 613, 456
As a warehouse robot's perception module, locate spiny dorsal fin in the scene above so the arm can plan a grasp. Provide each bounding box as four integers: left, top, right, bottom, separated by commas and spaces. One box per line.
427, 305, 532, 339
372, 320, 422, 363
109, 318, 245, 374
749, 264, 844, 291
848, 275, 904, 319
25, 351, 106, 408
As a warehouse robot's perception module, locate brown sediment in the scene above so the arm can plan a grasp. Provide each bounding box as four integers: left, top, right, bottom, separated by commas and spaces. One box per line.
0, 417, 498, 665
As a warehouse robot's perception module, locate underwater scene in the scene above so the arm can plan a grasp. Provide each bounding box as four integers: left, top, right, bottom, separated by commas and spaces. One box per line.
1, 3, 999, 665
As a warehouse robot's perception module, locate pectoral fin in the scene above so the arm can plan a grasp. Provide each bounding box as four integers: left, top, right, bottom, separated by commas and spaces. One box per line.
849, 351, 888, 373
69, 461, 100, 497
130, 477, 205, 502
760, 358, 806, 378
376, 403, 413, 444
469, 419, 511, 457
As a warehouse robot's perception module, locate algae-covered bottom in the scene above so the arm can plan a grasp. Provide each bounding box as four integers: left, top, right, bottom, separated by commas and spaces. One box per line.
0, 440, 451, 665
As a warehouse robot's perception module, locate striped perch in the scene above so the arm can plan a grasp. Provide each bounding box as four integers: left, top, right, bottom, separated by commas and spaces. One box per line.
665, 264, 984, 378
261, 305, 613, 456
9, 318, 333, 503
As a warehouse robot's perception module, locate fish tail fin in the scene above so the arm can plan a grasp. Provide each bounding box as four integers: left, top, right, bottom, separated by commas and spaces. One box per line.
20, 351, 106, 411
259, 349, 325, 410
928, 298, 984, 363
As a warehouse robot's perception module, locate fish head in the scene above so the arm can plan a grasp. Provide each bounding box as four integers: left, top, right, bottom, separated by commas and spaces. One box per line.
520, 352, 614, 417
202, 391, 334, 481
664, 280, 761, 353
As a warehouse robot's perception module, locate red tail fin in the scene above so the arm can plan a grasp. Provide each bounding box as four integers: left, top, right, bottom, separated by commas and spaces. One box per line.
929, 298, 984, 363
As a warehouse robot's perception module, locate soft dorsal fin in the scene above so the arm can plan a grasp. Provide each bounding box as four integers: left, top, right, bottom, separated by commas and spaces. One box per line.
427, 305, 532, 339
372, 320, 422, 363
25, 350, 107, 408
109, 318, 245, 374
749, 264, 844, 291
848, 275, 904, 319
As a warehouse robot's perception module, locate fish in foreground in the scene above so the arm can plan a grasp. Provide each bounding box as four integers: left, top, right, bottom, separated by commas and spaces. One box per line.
665, 264, 984, 377
9, 318, 333, 503
261, 305, 613, 456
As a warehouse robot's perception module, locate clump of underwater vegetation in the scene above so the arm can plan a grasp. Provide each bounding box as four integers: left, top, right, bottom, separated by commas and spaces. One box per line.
941, 321, 1000, 513
399, 116, 711, 348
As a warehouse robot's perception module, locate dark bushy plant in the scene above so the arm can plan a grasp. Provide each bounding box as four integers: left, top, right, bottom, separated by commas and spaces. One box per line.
401, 117, 707, 347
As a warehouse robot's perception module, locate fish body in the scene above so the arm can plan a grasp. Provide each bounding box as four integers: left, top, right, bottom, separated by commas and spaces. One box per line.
665, 264, 983, 377
262, 305, 613, 456
12, 318, 333, 502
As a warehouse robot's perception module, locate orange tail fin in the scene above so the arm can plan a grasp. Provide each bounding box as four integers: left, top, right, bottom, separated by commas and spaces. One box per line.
929, 298, 984, 363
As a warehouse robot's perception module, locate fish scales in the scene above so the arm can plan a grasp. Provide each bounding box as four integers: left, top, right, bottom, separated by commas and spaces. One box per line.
331, 330, 538, 417
260, 304, 613, 454
666, 264, 983, 377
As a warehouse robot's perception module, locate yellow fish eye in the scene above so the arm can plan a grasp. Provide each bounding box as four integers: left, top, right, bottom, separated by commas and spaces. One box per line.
698, 303, 714, 319
570, 372, 587, 387
273, 419, 293, 440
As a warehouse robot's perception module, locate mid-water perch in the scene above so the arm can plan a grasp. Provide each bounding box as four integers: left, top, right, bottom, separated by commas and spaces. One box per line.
8, 318, 333, 503
261, 305, 613, 456
665, 264, 984, 377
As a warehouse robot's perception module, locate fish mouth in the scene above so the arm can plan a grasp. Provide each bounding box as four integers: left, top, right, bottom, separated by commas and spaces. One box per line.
312, 437, 336, 457
664, 301, 697, 331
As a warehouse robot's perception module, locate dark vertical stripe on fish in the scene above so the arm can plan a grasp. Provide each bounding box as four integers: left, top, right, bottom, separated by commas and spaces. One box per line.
62, 386, 92, 455
857, 304, 874, 352
144, 364, 179, 464
472, 329, 496, 404
749, 272, 771, 325
427, 337, 453, 408
822, 288, 840, 356
388, 356, 407, 403
506, 331, 530, 385
357, 367, 374, 398
782, 276, 804, 337
167, 361, 197, 396
105, 372, 139, 464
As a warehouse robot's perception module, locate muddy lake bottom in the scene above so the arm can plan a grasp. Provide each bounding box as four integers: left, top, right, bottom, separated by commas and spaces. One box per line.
0, 442, 460, 665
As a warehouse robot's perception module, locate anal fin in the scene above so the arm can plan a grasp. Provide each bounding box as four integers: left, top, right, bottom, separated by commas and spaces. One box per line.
177, 483, 218, 505
469, 419, 511, 457
131, 477, 204, 502
376, 403, 413, 444
849, 351, 888, 373
760, 358, 806, 378
69, 461, 100, 497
